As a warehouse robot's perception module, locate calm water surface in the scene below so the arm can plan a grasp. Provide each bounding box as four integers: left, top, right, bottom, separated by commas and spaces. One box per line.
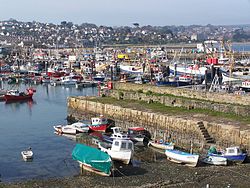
232, 43, 250, 52
0, 83, 98, 182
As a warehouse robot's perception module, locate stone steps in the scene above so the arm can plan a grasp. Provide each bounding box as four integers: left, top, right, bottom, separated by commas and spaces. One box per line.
197, 121, 215, 144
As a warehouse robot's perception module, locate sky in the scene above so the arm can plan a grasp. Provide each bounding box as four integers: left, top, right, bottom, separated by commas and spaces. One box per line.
0, 0, 249, 26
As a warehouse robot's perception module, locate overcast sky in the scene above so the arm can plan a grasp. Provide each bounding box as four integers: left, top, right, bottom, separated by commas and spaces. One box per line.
0, 0, 249, 26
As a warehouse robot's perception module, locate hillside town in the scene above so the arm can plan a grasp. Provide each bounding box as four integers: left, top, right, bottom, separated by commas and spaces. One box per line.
0, 19, 250, 51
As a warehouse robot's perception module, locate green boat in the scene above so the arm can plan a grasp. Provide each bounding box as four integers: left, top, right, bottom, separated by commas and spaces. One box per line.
72, 144, 112, 176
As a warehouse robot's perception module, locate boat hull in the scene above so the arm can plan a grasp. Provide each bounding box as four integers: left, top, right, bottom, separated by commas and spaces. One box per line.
4, 94, 33, 101
98, 142, 133, 165
72, 144, 112, 176
78, 161, 111, 176
156, 81, 191, 87
208, 153, 247, 163
21, 150, 33, 161
202, 156, 227, 166
88, 124, 108, 132
148, 141, 174, 150
53, 125, 77, 135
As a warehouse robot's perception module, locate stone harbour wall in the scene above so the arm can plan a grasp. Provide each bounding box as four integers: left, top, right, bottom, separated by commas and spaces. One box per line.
109, 90, 250, 116
68, 96, 250, 151
113, 82, 250, 106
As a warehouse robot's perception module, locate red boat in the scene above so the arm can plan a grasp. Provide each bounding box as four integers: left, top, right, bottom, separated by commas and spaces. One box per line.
4, 88, 36, 101
87, 116, 109, 132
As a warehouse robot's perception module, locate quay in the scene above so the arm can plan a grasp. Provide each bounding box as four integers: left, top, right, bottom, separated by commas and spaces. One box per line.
67, 82, 250, 152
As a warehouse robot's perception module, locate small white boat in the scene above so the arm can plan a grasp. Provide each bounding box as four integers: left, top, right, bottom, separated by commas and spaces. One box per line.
148, 140, 174, 150
53, 125, 76, 134
165, 149, 199, 167
21, 149, 33, 161
202, 156, 227, 166
53, 122, 89, 134
102, 127, 130, 143
127, 127, 151, 143
70, 122, 89, 133
60, 75, 78, 85
98, 139, 134, 164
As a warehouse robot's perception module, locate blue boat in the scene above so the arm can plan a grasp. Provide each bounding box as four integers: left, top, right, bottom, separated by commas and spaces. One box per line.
208, 146, 247, 163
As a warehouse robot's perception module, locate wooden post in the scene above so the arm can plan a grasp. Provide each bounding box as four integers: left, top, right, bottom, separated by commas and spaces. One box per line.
190, 140, 193, 154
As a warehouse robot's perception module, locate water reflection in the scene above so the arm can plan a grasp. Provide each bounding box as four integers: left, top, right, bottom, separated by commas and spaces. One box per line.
5, 99, 36, 114
54, 132, 77, 141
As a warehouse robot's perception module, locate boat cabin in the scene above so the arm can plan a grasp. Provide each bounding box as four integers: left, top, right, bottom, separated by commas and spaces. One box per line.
225, 146, 243, 156
128, 127, 151, 139
110, 127, 130, 140
91, 116, 108, 125
111, 139, 134, 152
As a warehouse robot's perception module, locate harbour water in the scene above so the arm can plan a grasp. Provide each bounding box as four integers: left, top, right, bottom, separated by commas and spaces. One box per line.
0, 83, 98, 182
232, 43, 250, 52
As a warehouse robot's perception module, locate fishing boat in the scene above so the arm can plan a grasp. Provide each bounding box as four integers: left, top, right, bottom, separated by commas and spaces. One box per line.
119, 65, 143, 75
72, 144, 112, 176
102, 127, 130, 143
165, 149, 199, 167
169, 64, 208, 77
98, 139, 134, 164
60, 75, 78, 85
202, 156, 227, 166
21, 148, 33, 161
4, 88, 36, 101
207, 146, 247, 163
93, 73, 105, 82
148, 140, 174, 150
127, 127, 151, 144
85, 116, 110, 132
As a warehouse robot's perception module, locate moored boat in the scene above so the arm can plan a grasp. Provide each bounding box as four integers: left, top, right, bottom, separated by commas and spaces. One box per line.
169, 64, 208, 78
207, 146, 247, 163
98, 139, 134, 165
102, 127, 130, 143
202, 156, 227, 166
60, 75, 78, 85
165, 149, 199, 167
21, 148, 33, 161
70, 122, 89, 133
54, 125, 76, 134
4, 88, 36, 101
53, 122, 89, 135
148, 140, 174, 150
86, 116, 110, 132
72, 144, 112, 176
127, 127, 151, 145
